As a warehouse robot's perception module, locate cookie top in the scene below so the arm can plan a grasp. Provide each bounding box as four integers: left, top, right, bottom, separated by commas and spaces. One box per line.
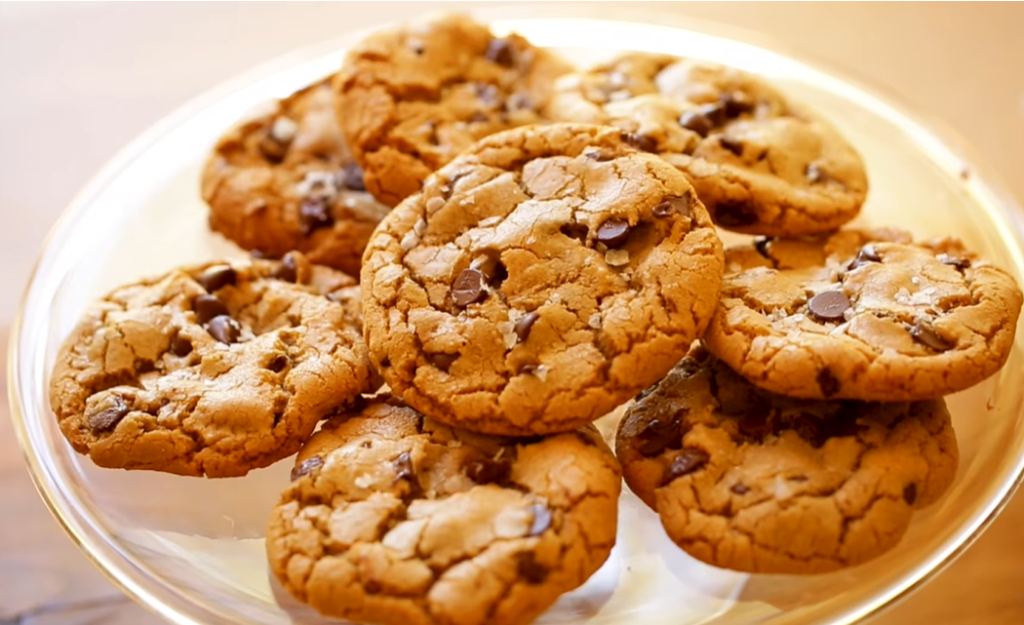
546, 53, 868, 236
202, 77, 389, 276
267, 397, 621, 625
361, 123, 724, 435
703, 229, 1023, 400
49, 252, 375, 477
337, 14, 572, 207
616, 346, 958, 574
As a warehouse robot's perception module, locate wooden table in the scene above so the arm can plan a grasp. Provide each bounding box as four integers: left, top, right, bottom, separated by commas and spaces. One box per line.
2, 3, 1022, 623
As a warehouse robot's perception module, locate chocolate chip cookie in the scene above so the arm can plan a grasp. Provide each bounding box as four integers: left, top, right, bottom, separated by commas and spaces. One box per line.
267, 397, 621, 625
361, 123, 724, 435
337, 14, 573, 207
49, 252, 375, 477
202, 77, 389, 276
546, 53, 868, 236
704, 228, 1022, 400
616, 346, 959, 574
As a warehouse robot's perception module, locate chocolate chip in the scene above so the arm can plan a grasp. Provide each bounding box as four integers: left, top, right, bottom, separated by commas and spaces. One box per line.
87, 396, 129, 432
789, 413, 827, 447
721, 91, 755, 117
198, 266, 237, 292
731, 483, 750, 495
206, 315, 242, 344
393, 452, 415, 483
466, 458, 512, 485
258, 131, 289, 162
623, 132, 657, 153
903, 483, 918, 505
754, 237, 773, 259
816, 367, 841, 398
485, 38, 514, 66
451, 268, 487, 307
474, 82, 500, 107
808, 291, 852, 321
636, 416, 682, 457
596, 219, 631, 247
652, 196, 692, 218
193, 295, 229, 325
274, 252, 298, 283
528, 503, 552, 536
516, 552, 550, 584
939, 254, 971, 271
170, 333, 193, 357
664, 448, 709, 484
338, 162, 366, 191
267, 354, 289, 373
806, 162, 831, 184
298, 198, 333, 235
472, 251, 507, 286
584, 150, 613, 162
505, 93, 533, 112
719, 136, 744, 157
514, 311, 539, 343
427, 352, 458, 372
847, 244, 881, 270
560, 223, 588, 243
679, 110, 713, 137
910, 319, 954, 351
290, 456, 323, 481
714, 200, 758, 228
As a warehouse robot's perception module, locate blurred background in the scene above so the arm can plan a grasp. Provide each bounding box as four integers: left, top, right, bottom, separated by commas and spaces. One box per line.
1, 3, 1022, 623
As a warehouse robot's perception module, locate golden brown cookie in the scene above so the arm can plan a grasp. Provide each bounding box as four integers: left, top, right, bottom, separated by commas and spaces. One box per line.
616, 346, 958, 574
202, 77, 389, 276
546, 53, 868, 236
267, 397, 621, 625
337, 14, 573, 207
49, 252, 374, 477
703, 229, 1023, 400
361, 123, 724, 435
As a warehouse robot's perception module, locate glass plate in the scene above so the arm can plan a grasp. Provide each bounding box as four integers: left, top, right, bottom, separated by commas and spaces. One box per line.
9, 8, 1024, 625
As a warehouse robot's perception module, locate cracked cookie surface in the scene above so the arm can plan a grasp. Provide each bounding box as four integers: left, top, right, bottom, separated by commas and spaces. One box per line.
546, 53, 868, 236
49, 252, 374, 477
337, 14, 572, 207
202, 77, 389, 276
616, 346, 958, 574
703, 228, 1022, 400
267, 397, 621, 625
361, 123, 724, 435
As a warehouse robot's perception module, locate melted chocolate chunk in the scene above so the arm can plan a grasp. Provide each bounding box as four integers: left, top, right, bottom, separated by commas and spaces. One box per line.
193, 295, 229, 325
652, 196, 693, 218
636, 415, 683, 457
267, 353, 289, 373
903, 483, 918, 505
207, 315, 242, 344
847, 244, 881, 270
485, 38, 515, 66
754, 237, 773, 259
170, 333, 193, 357
466, 457, 512, 485
392, 451, 415, 483
623, 132, 657, 153
198, 266, 237, 292
299, 198, 333, 235
427, 352, 458, 372
719, 136, 744, 157
938, 254, 971, 271
87, 396, 129, 432
679, 110, 713, 137
663, 448, 710, 484
290, 456, 323, 481
596, 219, 631, 247
451, 268, 487, 307
339, 162, 366, 191
910, 319, 954, 351
714, 200, 758, 228
721, 91, 755, 117
807, 291, 852, 321
516, 552, 550, 584
816, 367, 841, 398
514, 311, 540, 343
731, 483, 750, 495
274, 252, 299, 283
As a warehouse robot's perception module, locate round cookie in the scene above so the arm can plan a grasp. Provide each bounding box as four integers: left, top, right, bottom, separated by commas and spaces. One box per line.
49, 252, 375, 477
703, 228, 1023, 400
202, 76, 389, 276
616, 346, 959, 574
267, 396, 621, 625
361, 123, 725, 435
337, 14, 573, 207
546, 53, 868, 236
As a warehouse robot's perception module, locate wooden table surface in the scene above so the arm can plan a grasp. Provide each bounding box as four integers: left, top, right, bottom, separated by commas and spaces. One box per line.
2, 3, 1023, 623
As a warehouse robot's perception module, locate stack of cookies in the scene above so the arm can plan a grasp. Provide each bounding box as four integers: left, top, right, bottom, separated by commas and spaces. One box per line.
50, 13, 1023, 625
